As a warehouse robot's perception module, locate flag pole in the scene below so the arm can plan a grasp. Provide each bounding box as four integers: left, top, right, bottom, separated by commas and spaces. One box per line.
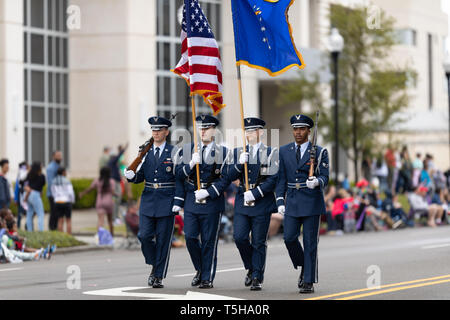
236, 65, 250, 192
191, 95, 202, 191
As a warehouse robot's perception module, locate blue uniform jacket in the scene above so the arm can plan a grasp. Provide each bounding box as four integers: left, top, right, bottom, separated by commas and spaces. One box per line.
175, 142, 232, 214
275, 142, 329, 217
228, 144, 278, 216
128, 143, 185, 218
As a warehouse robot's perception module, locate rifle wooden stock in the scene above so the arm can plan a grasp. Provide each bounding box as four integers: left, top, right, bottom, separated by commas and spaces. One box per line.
308, 146, 317, 177
127, 137, 154, 173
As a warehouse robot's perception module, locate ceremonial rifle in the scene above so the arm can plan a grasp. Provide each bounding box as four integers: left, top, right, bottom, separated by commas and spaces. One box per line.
308, 110, 320, 178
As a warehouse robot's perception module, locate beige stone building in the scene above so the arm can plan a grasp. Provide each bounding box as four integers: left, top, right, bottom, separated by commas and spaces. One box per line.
0, 0, 448, 180
372, 0, 450, 171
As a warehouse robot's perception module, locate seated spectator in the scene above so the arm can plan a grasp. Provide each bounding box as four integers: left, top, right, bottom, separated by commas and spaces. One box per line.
331, 189, 353, 234
431, 188, 446, 226
355, 179, 394, 231
0, 217, 42, 263
381, 191, 414, 228
408, 186, 444, 227
0, 208, 56, 261
51, 167, 75, 234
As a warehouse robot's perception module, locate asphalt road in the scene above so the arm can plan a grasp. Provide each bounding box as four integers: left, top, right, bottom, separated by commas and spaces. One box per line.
1, 225, 450, 300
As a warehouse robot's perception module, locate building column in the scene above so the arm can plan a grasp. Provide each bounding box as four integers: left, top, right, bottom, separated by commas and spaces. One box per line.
69, 0, 155, 178
0, 0, 24, 173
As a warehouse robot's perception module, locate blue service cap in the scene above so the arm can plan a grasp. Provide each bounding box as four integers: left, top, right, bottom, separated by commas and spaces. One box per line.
196, 114, 219, 129
148, 116, 172, 131
290, 114, 314, 128
244, 117, 266, 131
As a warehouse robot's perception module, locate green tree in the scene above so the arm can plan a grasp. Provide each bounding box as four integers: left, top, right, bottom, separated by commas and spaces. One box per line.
278, 4, 415, 182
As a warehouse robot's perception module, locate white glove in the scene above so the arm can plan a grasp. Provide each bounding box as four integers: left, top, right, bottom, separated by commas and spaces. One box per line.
278, 205, 285, 215
244, 190, 255, 202
239, 152, 249, 164
124, 169, 135, 180
306, 176, 319, 189
195, 189, 210, 201
172, 205, 182, 213
189, 153, 201, 169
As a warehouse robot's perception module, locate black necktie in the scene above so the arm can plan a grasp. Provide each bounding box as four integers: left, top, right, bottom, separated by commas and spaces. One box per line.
202, 145, 207, 159
296, 145, 301, 163
155, 147, 160, 160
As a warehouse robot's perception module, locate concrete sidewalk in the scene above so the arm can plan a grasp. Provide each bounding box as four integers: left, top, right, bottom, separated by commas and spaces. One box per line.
34, 208, 100, 234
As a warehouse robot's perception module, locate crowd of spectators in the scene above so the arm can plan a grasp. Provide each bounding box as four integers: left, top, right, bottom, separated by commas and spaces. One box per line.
322, 147, 449, 235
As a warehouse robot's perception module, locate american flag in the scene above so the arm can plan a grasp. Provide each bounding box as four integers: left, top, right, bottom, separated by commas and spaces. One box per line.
172, 0, 225, 115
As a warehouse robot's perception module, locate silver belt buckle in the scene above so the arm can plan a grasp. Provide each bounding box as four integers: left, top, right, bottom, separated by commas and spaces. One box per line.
244, 200, 255, 207
296, 183, 301, 190
196, 197, 207, 205
154, 183, 160, 189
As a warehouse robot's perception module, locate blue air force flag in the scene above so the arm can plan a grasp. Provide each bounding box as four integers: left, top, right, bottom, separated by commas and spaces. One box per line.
231, 0, 305, 76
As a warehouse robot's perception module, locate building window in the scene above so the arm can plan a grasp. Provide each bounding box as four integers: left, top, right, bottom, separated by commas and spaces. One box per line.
24, 0, 69, 167
156, 0, 222, 132
395, 29, 417, 47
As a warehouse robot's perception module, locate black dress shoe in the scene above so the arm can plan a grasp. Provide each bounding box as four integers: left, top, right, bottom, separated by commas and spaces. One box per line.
198, 280, 213, 289
191, 271, 201, 287
148, 268, 156, 287
299, 283, 314, 294
152, 277, 164, 288
250, 278, 262, 291
245, 270, 253, 287
298, 268, 304, 289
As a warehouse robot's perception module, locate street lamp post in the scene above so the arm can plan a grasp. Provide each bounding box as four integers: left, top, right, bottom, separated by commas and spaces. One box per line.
444, 54, 450, 165
328, 28, 344, 186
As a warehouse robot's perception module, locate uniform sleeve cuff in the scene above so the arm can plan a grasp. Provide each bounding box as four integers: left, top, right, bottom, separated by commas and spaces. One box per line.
276, 197, 285, 206
207, 185, 220, 199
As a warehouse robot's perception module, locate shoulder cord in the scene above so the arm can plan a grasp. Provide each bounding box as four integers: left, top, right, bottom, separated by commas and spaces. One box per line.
315, 148, 326, 176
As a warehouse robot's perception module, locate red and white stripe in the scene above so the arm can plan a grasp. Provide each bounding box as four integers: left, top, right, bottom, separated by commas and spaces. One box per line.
172, 32, 225, 115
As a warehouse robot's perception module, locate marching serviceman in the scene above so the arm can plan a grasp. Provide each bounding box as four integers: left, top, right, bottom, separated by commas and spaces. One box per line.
124, 116, 185, 289
175, 115, 232, 289
275, 114, 329, 294
228, 117, 278, 291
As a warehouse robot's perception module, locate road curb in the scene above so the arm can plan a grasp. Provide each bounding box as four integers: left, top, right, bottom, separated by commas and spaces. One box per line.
72, 232, 126, 238
53, 244, 114, 255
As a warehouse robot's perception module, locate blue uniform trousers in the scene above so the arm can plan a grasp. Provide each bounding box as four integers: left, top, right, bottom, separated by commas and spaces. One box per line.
283, 214, 321, 283
184, 211, 222, 282
137, 214, 175, 279
233, 212, 271, 282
